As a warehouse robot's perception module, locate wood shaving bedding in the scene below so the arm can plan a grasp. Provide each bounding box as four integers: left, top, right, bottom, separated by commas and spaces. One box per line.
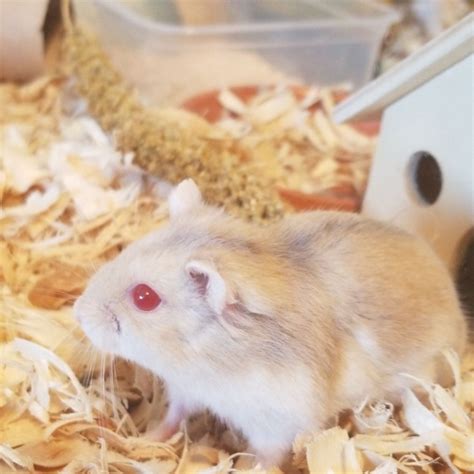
180, 83, 378, 213
1, 78, 473, 474
212, 86, 376, 199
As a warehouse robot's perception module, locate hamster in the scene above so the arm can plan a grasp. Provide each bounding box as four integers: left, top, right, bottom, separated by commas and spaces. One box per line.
74, 179, 467, 467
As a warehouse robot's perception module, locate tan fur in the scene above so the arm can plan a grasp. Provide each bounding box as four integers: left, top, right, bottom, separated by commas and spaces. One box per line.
75, 180, 467, 467
192, 209, 467, 410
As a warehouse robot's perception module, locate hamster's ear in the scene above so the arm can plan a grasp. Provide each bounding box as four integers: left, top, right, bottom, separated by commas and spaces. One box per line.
168, 179, 202, 219
186, 260, 231, 315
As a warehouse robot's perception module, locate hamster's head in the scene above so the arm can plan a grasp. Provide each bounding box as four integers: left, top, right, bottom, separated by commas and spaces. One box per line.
73, 179, 262, 375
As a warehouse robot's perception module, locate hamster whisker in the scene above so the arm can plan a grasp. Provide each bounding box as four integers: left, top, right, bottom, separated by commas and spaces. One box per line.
47, 329, 102, 388
97, 352, 109, 438
108, 354, 119, 422
51, 331, 96, 368
82, 350, 99, 388
64, 334, 99, 374
49, 328, 79, 353
84, 261, 101, 275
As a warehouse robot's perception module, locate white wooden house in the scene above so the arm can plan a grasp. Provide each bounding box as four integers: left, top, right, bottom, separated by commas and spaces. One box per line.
333, 13, 473, 311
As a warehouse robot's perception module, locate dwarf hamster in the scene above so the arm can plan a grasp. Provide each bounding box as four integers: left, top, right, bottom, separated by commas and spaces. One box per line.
74, 179, 467, 467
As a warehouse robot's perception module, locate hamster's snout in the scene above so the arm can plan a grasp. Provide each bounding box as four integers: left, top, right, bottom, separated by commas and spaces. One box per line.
72, 294, 123, 355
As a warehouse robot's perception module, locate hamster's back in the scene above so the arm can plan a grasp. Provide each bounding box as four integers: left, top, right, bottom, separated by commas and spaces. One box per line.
271, 211, 467, 382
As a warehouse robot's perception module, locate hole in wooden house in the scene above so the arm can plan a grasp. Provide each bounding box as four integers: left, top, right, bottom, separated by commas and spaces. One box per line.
456, 228, 474, 322
407, 151, 442, 205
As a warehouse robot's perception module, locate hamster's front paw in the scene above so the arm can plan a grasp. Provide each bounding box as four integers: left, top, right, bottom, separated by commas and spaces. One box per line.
145, 402, 186, 442
145, 420, 181, 443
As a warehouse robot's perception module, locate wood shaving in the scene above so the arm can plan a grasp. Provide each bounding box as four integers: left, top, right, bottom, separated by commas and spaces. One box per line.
212, 85, 376, 203
1, 72, 473, 474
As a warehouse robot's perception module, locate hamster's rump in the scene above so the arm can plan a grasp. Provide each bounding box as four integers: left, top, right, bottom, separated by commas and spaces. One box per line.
269, 212, 467, 406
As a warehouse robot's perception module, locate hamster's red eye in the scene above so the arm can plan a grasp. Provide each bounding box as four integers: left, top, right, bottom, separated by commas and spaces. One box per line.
132, 284, 161, 311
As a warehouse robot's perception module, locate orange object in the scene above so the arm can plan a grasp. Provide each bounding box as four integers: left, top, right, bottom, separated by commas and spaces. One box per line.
181, 84, 380, 135
278, 187, 360, 213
